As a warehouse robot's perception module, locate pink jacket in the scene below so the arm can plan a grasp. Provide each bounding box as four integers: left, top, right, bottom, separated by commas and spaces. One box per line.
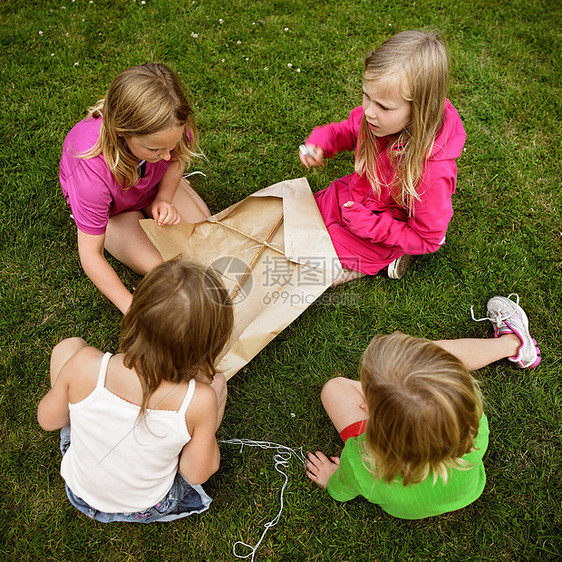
309, 100, 466, 274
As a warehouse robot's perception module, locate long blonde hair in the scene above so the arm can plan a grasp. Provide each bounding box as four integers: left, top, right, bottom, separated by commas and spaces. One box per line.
355, 30, 449, 215
360, 332, 482, 486
120, 259, 233, 418
83, 62, 200, 188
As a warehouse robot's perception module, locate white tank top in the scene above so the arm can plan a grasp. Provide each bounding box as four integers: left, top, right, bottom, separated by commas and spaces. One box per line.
61, 353, 196, 513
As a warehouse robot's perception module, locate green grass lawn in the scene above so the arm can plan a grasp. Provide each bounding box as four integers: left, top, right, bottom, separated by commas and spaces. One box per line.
1, 0, 560, 560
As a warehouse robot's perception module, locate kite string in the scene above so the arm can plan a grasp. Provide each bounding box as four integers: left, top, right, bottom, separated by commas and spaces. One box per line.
219, 439, 306, 562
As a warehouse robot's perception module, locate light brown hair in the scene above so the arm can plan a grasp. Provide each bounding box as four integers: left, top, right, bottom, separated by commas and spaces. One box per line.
120, 259, 233, 417
355, 30, 449, 214
360, 332, 482, 486
83, 62, 200, 188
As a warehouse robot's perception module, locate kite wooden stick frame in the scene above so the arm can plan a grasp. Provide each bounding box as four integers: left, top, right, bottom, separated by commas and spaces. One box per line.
229, 214, 284, 300
213, 220, 286, 257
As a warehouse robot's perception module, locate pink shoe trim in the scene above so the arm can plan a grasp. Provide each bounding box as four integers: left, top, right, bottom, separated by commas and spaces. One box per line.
504, 321, 540, 368
529, 356, 541, 369
496, 326, 514, 338
519, 354, 541, 369
516, 354, 541, 369
505, 323, 524, 361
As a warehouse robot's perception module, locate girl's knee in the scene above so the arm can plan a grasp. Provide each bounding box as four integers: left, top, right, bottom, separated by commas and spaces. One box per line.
50, 338, 88, 384
211, 372, 227, 403
321, 376, 352, 406
52, 337, 87, 360
174, 179, 211, 222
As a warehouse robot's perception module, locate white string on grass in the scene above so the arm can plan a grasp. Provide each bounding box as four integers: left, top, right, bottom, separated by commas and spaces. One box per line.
183, 170, 207, 178
219, 439, 306, 561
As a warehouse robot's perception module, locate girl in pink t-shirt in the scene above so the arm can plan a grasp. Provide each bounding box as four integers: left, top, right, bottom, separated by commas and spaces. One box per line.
299, 31, 466, 281
60, 63, 210, 313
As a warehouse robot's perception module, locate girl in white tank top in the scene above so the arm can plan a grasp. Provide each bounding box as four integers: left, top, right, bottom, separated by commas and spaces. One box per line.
38, 259, 234, 523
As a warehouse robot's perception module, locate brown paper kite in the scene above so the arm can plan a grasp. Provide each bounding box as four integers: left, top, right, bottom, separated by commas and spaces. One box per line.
140, 177, 342, 379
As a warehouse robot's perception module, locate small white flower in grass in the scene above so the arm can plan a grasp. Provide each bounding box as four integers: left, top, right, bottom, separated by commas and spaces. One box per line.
221, 58, 225, 62
297, 68, 301, 73
245, 57, 249, 61
191, 32, 198, 38
264, 67, 268, 71
236, 40, 241, 44
39, 30, 43, 35
288, 63, 293, 68
51, 53, 55, 56
290, 413, 296, 418
74, 62, 79, 66
219, 19, 223, 24
141, 0, 146, 4
284, 27, 289, 31
89, 0, 93, 3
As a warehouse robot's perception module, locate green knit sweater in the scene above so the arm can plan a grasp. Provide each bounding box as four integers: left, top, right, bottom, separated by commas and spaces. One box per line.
327, 414, 489, 519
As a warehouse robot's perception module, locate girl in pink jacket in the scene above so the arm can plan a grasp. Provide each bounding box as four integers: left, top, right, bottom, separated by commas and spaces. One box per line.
300, 31, 467, 279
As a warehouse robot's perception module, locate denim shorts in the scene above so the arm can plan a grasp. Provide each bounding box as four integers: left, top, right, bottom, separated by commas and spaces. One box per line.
60, 425, 212, 523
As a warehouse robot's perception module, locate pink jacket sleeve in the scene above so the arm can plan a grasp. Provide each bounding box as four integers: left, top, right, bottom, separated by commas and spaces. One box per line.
306, 106, 363, 158
341, 160, 457, 255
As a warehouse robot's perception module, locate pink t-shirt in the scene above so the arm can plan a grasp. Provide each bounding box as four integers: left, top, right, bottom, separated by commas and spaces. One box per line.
59, 116, 171, 235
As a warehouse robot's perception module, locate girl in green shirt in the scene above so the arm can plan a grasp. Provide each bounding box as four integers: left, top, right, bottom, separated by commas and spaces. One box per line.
306, 294, 539, 519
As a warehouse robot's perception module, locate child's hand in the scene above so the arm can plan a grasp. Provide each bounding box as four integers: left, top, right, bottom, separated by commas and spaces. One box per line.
152, 199, 180, 226
299, 144, 324, 168
306, 451, 340, 489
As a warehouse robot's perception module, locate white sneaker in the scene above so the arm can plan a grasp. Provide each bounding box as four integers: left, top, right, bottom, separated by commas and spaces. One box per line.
387, 255, 413, 280
471, 294, 541, 369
